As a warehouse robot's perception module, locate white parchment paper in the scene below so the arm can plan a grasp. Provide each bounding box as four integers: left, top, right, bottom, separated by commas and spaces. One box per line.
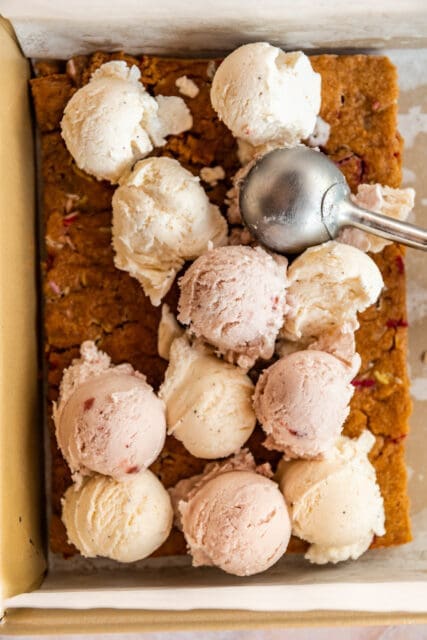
2, 1, 427, 57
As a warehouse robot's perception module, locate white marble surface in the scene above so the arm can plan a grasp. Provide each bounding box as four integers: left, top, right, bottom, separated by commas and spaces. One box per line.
5, 625, 427, 640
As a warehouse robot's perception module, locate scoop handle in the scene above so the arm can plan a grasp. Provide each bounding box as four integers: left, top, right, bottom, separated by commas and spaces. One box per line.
323, 183, 427, 251
341, 201, 427, 250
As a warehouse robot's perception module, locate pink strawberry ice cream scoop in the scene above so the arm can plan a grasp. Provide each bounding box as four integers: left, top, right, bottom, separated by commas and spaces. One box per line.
172, 451, 291, 576
254, 350, 356, 458
178, 245, 288, 369
54, 341, 166, 484
169, 448, 272, 521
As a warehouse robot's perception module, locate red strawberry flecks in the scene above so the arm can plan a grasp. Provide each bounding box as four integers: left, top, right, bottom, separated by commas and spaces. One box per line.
49, 357, 59, 370
391, 434, 407, 444
395, 255, 405, 274
83, 397, 95, 411
334, 153, 364, 188
45, 254, 54, 271
126, 465, 140, 474
386, 318, 408, 329
351, 378, 376, 389
63, 211, 79, 227
272, 295, 280, 310
336, 153, 354, 166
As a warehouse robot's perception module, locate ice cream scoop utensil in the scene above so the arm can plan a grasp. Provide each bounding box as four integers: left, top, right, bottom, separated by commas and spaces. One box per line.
239, 146, 427, 253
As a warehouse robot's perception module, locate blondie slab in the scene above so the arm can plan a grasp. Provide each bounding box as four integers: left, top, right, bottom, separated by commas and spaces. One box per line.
31, 51, 411, 558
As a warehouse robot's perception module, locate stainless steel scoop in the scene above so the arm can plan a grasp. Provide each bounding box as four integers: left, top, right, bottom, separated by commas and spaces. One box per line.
239, 146, 427, 254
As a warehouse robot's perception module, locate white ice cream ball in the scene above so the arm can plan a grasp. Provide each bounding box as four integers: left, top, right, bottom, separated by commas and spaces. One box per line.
159, 336, 256, 458
61, 61, 192, 184
62, 470, 173, 562
282, 241, 384, 341
211, 43, 321, 147
61, 61, 158, 183
277, 431, 385, 564
112, 156, 227, 306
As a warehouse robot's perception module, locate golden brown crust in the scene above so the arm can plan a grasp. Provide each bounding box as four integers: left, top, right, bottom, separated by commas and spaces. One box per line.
345, 244, 412, 440
31, 51, 411, 559
311, 54, 403, 191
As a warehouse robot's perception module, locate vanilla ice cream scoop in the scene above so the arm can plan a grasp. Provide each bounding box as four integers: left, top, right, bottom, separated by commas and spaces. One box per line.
159, 336, 256, 458
61, 61, 192, 183
282, 241, 384, 341
177, 468, 290, 576
254, 350, 357, 458
339, 184, 415, 253
62, 470, 173, 562
54, 341, 166, 483
178, 245, 288, 369
277, 431, 385, 564
211, 43, 321, 147
112, 157, 228, 306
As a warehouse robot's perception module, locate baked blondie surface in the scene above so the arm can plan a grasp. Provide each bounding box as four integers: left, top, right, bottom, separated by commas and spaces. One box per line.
31, 51, 411, 558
